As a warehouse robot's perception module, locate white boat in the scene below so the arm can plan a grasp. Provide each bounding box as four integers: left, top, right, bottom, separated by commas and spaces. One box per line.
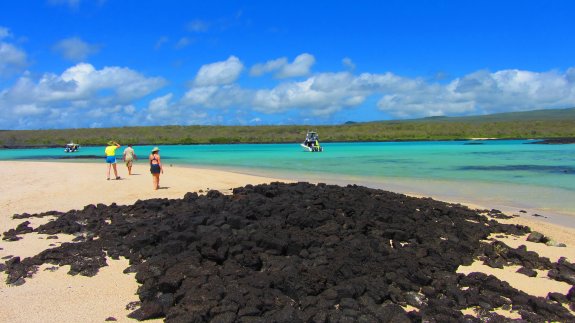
64, 142, 80, 153
301, 131, 323, 152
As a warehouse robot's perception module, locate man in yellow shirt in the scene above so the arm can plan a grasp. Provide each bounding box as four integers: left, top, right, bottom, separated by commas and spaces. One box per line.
105, 140, 121, 180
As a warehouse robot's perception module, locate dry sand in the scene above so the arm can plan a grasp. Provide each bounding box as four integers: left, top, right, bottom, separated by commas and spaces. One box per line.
0, 161, 573, 322
0, 161, 289, 323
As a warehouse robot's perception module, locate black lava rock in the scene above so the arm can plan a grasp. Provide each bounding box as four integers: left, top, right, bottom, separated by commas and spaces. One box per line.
1, 182, 573, 322
516, 267, 537, 277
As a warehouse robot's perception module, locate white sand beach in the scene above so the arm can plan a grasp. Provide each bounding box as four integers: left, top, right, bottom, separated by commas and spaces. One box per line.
0, 161, 573, 322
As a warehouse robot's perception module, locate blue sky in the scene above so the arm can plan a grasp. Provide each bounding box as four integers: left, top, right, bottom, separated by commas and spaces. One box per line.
1, 0, 574, 129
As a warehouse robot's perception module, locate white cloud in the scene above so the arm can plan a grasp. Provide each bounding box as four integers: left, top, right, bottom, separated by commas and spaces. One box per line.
184, 64, 575, 120
377, 93, 475, 118
276, 53, 315, 78
187, 20, 209, 32
251, 73, 360, 115
13, 104, 44, 116
567, 67, 575, 83
342, 57, 355, 71
182, 84, 249, 110
155, 36, 169, 50
175, 37, 191, 49
182, 86, 219, 105
49, 63, 165, 102
0, 63, 165, 129
377, 68, 575, 118
144, 92, 210, 125
250, 53, 315, 79
193, 56, 244, 86
53, 37, 100, 62
3, 49, 575, 129
0, 26, 11, 39
147, 93, 174, 117
47, 0, 106, 8
0, 27, 28, 76
48, 0, 81, 8
0, 42, 28, 76
87, 104, 131, 118
250, 57, 287, 76
123, 104, 136, 114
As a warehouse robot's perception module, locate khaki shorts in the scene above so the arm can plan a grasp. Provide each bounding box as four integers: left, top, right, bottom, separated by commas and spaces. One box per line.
125, 159, 133, 167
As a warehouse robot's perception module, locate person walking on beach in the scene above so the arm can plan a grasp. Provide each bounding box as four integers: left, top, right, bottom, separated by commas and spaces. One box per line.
123, 144, 137, 175
105, 141, 121, 180
149, 147, 163, 190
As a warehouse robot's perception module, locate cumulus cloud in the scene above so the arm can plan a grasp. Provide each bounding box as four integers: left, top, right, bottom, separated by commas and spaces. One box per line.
250, 58, 288, 77
193, 56, 244, 86
12, 103, 44, 116
49, 63, 165, 102
0, 63, 165, 129
53, 37, 100, 62
182, 84, 249, 110
4, 50, 575, 129
0, 26, 28, 77
249, 71, 423, 116
184, 61, 575, 121
276, 53, 315, 78
146, 93, 173, 121
252, 73, 368, 115
378, 68, 575, 118
250, 53, 315, 79
143, 92, 209, 125
183, 71, 367, 116
0, 42, 28, 77
87, 104, 135, 119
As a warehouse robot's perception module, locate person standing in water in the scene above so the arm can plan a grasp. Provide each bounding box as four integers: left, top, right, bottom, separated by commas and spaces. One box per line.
105, 140, 121, 180
122, 144, 137, 175
149, 147, 163, 190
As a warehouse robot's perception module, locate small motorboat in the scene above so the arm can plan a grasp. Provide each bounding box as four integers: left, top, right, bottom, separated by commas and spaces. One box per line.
64, 142, 80, 153
301, 131, 323, 152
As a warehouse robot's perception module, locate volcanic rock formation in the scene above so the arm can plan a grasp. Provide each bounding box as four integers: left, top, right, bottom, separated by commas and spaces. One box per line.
2, 182, 574, 322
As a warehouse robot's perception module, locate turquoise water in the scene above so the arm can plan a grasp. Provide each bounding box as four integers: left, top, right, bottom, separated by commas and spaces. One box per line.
4, 140, 574, 224
1, 140, 574, 192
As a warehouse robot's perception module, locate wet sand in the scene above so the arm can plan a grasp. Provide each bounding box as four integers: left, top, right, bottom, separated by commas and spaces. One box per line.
0, 161, 573, 321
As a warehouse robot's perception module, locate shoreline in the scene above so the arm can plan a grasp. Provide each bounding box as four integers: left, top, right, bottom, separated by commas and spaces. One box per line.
3, 160, 573, 245
183, 162, 575, 228
1, 161, 574, 321
3, 136, 575, 150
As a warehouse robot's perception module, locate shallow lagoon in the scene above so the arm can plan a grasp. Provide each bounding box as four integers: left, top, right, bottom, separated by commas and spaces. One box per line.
2, 140, 574, 221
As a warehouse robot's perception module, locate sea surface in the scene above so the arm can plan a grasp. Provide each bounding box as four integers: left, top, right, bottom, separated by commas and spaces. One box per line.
2, 140, 574, 221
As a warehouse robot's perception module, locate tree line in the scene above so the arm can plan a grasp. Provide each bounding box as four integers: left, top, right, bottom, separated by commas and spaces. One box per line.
1, 119, 574, 148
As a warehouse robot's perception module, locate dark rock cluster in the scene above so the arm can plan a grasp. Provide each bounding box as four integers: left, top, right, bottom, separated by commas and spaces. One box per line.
530, 138, 575, 145
527, 231, 567, 247
2, 182, 574, 322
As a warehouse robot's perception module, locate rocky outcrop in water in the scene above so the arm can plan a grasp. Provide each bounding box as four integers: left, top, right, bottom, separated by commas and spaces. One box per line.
530, 138, 575, 144
2, 182, 574, 322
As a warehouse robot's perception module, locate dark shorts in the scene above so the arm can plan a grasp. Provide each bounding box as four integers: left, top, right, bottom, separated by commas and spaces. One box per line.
106, 156, 116, 164
150, 164, 161, 174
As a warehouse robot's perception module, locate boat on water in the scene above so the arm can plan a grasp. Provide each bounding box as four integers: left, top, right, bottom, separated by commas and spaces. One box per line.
64, 142, 80, 153
300, 131, 323, 152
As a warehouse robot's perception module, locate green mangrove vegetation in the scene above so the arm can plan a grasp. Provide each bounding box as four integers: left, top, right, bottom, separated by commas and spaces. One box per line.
1, 108, 574, 147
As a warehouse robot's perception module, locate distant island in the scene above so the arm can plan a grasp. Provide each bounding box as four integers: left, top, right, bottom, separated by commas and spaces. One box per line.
1, 107, 574, 148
